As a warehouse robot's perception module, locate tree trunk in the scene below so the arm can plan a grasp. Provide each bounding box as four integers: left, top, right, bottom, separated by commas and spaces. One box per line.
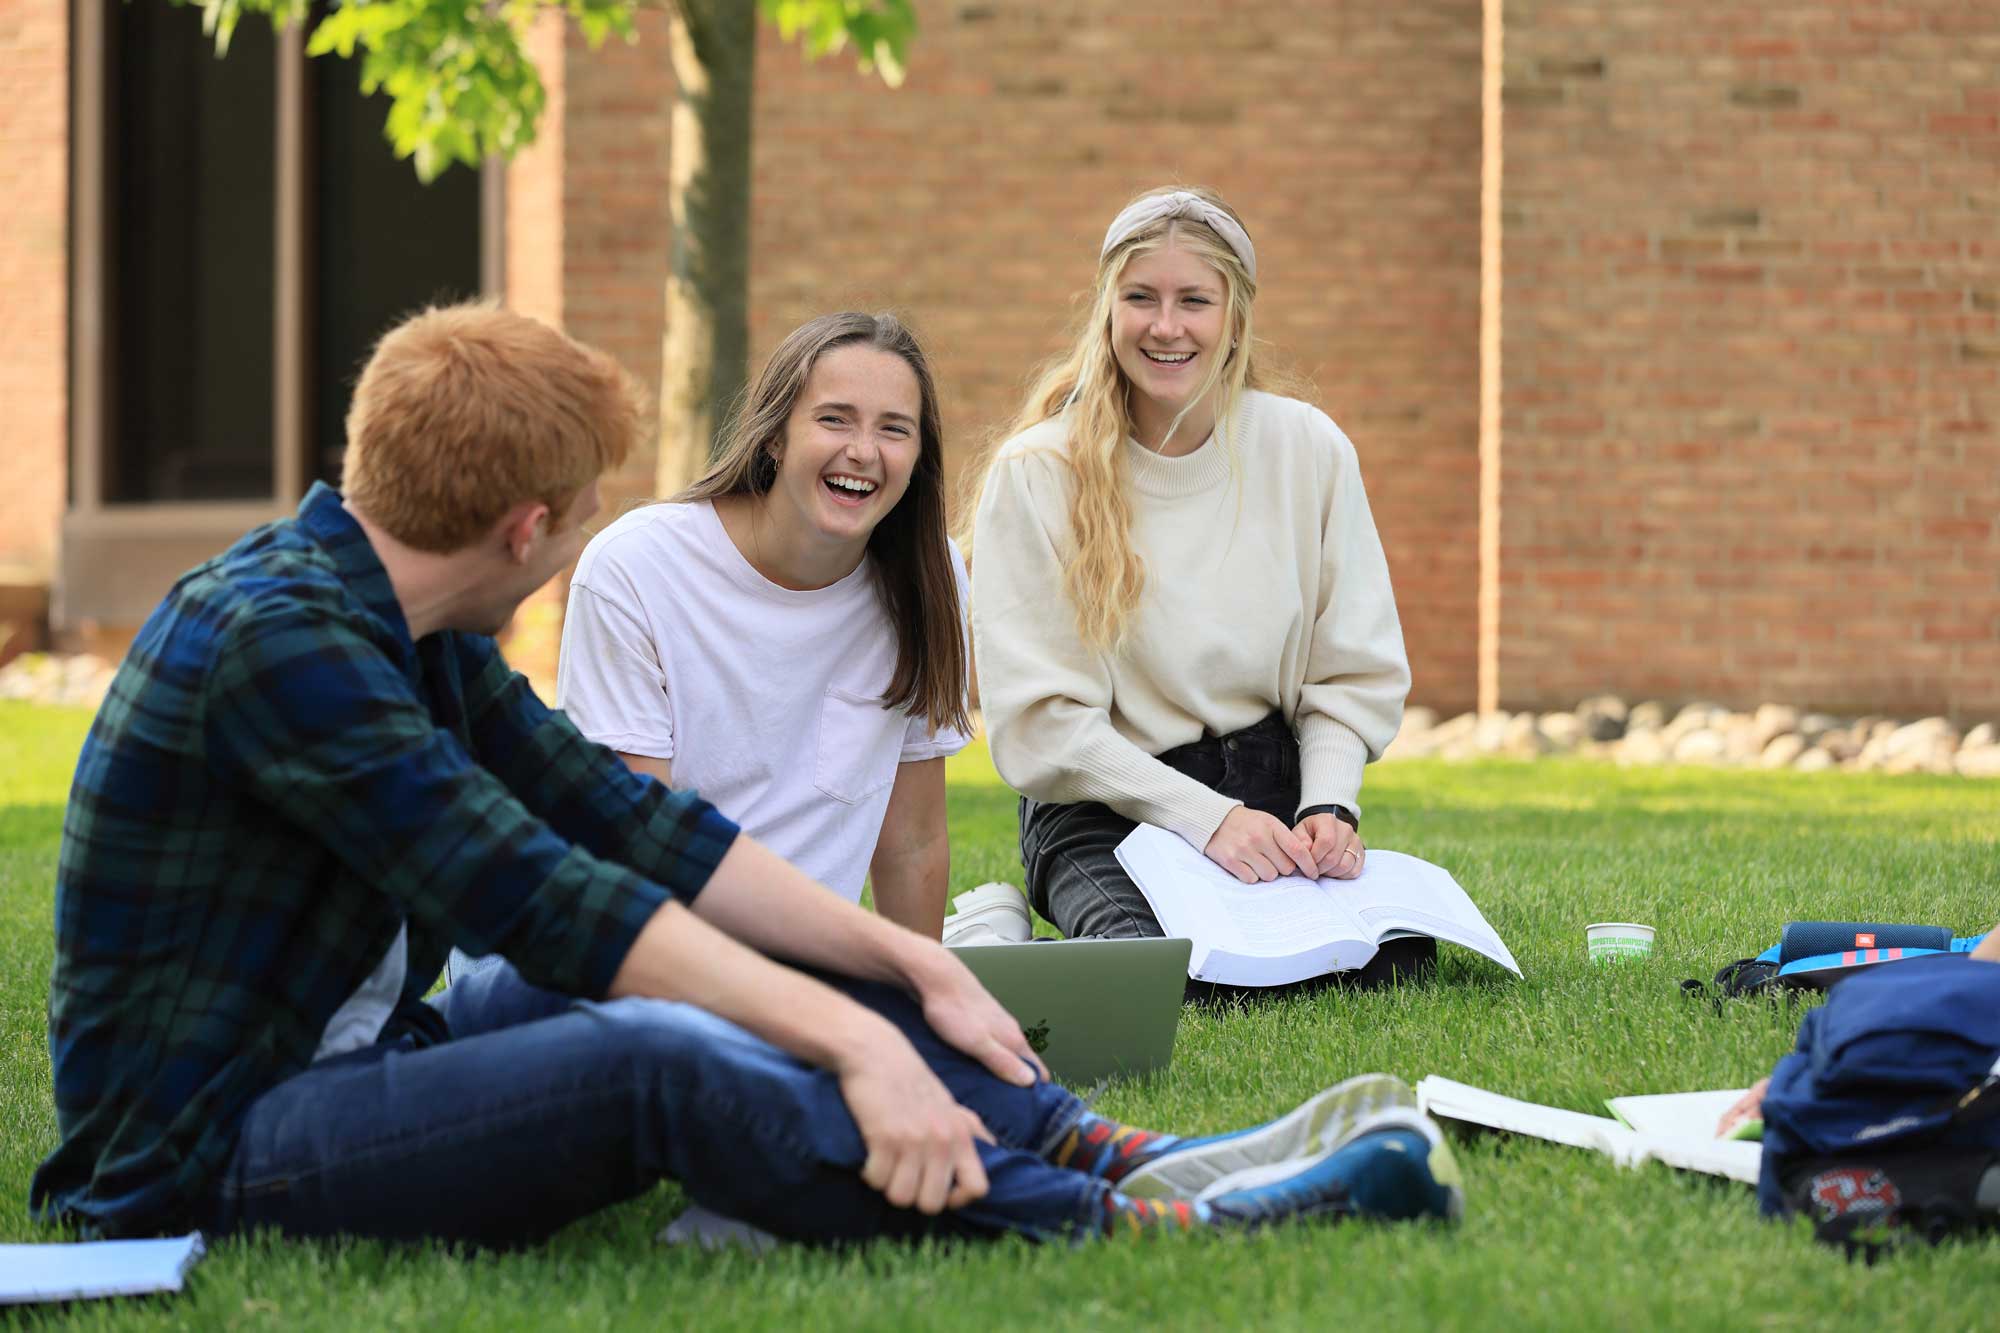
656, 0, 755, 496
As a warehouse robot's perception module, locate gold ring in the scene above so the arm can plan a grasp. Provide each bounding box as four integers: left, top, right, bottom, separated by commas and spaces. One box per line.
1342, 847, 1360, 862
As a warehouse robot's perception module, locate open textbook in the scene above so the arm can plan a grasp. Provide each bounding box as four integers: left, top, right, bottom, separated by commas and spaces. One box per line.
1113, 823, 1521, 987
1415, 1077, 1762, 1185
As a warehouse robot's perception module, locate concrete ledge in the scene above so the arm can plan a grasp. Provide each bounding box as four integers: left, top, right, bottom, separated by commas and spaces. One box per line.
0, 575, 50, 669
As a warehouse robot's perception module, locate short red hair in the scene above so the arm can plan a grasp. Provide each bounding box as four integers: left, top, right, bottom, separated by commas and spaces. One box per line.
342, 303, 644, 551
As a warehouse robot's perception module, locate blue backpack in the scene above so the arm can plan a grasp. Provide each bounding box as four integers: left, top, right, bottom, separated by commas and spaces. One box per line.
1758, 954, 2000, 1250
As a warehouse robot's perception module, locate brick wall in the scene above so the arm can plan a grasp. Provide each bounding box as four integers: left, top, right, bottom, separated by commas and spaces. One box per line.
752, 2, 1486, 711
1497, 1, 2000, 719
0, 0, 68, 581
541, 1, 1487, 711
559, 12, 677, 512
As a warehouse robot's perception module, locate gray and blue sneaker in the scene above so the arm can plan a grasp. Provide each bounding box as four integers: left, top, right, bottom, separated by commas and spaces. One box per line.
1116, 1073, 1423, 1201
1202, 1118, 1465, 1227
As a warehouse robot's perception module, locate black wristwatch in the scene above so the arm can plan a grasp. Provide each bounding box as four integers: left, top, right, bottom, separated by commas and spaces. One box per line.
1296, 803, 1358, 831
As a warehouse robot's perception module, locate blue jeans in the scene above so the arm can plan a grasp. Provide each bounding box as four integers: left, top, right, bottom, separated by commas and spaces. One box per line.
197, 965, 1099, 1248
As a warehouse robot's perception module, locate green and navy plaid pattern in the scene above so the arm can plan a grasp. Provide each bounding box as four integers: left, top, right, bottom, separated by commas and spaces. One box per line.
32, 483, 738, 1237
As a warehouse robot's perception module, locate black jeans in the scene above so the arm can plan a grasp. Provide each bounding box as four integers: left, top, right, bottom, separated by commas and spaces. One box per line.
1018, 712, 1433, 999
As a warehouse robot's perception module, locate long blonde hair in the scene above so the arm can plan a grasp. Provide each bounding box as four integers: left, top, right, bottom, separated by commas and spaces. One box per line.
965, 186, 1273, 652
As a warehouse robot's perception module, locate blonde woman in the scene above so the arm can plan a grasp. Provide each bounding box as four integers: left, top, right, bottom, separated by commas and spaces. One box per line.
968, 188, 1418, 981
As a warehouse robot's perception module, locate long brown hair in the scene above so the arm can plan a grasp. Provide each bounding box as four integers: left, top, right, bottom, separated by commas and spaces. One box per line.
676, 312, 970, 734
961, 186, 1275, 651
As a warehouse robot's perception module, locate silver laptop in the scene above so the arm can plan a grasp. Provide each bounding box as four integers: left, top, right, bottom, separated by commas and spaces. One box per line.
948, 937, 1193, 1086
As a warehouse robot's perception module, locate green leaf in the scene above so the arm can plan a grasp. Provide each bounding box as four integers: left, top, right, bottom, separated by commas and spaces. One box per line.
165, 0, 916, 183
756, 0, 916, 84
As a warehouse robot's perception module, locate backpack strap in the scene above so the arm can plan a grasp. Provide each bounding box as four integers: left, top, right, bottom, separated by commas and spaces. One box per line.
1680, 957, 1793, 1012
1942, 1058, 2000, 1127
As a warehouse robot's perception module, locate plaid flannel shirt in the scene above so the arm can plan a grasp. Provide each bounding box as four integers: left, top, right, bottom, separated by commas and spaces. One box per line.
33, 483, 739, 1237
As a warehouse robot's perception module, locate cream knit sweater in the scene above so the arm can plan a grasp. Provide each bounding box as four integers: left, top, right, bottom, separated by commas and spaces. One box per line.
971, 390, 1410, 852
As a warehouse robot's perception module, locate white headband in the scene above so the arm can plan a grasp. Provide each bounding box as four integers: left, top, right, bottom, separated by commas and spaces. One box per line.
1100, 192, 1257, 281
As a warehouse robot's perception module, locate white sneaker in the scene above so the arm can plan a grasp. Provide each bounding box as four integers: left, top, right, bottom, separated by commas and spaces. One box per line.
941, 882, 1033, 946
657, 1205, 779, 1255
1115, 1073, 1426, 1201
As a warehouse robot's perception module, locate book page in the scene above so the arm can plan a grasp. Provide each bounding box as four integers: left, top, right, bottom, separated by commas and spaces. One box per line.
1415, 1077, 1639, 1164
1337, 851, 1522, 975
1114, 824, 1369, 962
1633, 1134, 1763, 1185
1418, 1078, 1762, 1185
1605, 1090, 1752, 1141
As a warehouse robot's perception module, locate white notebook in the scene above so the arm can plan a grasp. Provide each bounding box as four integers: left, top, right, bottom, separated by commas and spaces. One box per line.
1113, 824, 1521, 986
0, 1233, 205, 1306
1607, 1089, 1763, 1142
1416, 1077, 1762, 1185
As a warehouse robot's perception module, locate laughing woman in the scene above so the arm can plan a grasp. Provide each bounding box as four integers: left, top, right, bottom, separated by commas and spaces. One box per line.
967, 188, 1417, 974
555, 312, 972, 937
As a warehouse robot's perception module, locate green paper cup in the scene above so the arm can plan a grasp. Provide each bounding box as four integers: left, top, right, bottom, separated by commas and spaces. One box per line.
1586, 921, 1655, 963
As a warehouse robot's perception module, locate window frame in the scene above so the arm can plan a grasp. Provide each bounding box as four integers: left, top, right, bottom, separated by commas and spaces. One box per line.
61, 0, 502, 627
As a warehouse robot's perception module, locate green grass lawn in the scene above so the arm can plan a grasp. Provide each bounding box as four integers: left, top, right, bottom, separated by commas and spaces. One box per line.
4, 698, 1997, 1329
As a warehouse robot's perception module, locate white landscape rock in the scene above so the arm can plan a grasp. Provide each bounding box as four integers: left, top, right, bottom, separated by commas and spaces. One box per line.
1626, 700, 1669, 732
1886, 717, 1958, 757
1956, 745, 2000, 779
1722, 713, 1764, 763
1751, 703, 1800, 750
1663, 703, 1724, 746
1616, 729, 1671, 766
1536, 712, 1586, 751
1431, 711, 1478, 744
0, 653, 115, 709
1472, 711, 1515, 754
1364, 691, 1995, 779
1672, 728, 1730, 765
1853, 732, 1894, 772
1760, 733, 1808, 769
1500, 714, 1552, 758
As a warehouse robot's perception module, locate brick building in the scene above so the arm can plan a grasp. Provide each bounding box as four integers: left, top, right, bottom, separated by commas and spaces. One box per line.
2, 1, 1994, 719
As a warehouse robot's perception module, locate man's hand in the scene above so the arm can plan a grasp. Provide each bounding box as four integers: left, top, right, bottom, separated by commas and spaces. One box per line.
1972, 924, 2000, 963
1292, 812, 1366, 880
1716, 1077, 1768, 1138
1203, 806, 1312, 884
910, 947, 1049, 1086
836, 1017, 996, 1213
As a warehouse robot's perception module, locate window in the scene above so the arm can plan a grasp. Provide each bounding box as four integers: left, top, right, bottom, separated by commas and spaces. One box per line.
106, 1, 277, 503
66, 0, 491, 622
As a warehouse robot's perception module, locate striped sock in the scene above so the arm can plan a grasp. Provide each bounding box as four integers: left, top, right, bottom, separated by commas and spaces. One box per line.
1097, 1189, 1214, 1237
1047, 1111, 1186, 1187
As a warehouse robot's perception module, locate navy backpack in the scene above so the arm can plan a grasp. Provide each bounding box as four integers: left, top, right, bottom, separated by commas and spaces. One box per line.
1758, 954, 2000, 1252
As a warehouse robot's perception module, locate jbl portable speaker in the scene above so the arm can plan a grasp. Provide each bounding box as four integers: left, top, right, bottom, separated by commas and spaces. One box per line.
1778, 921, 1954, 965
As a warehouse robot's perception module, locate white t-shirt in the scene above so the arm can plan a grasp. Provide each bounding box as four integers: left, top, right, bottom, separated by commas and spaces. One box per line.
314, 922, 405, 1061
556, 500, 971, 902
